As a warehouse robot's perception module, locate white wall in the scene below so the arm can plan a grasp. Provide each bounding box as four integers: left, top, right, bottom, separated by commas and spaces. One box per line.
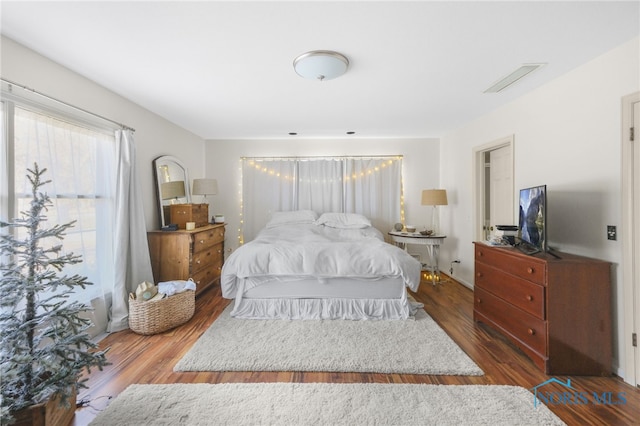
204, 138, 440, 256
440, 36, 640, 375
1, 36, 206, 230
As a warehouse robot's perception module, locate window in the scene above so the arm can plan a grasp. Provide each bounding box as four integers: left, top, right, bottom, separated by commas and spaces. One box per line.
2, 102, 117, 305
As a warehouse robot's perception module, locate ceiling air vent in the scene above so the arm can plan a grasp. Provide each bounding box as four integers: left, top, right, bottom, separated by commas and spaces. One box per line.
484, 63, 545, 93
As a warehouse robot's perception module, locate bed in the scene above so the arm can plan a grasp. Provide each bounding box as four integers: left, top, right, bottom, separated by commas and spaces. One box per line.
221, 211, 422, 320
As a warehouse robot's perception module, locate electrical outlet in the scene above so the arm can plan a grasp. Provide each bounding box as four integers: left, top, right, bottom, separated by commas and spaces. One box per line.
449, 259, 461, 274
607, 225, 617, 241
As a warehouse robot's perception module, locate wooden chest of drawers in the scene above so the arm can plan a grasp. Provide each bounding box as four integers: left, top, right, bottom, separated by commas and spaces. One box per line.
473, 242, 612, 375
147, 223, 225, 297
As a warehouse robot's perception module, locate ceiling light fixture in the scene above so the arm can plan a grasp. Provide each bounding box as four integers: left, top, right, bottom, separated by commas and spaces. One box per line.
484, 63, 546, 93
293, 50, 349, 81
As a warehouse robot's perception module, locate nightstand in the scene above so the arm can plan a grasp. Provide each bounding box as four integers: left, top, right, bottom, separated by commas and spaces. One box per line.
388, 231, 446, 285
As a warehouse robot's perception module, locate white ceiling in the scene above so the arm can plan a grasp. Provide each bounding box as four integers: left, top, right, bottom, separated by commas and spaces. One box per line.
1, 1, 638, 140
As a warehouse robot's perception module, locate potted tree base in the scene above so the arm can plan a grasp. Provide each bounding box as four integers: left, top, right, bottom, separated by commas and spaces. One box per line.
9, 388, 76, 426
1, 164, 109, 425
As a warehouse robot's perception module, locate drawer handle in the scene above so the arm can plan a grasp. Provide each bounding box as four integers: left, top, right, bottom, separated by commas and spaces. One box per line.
478, 251, 484, 257
527, 267, 534, 274
476, 298, 482, 304
527, 328, 535, 336
199, 239, 205, 244
476, 272, 483, 278
196, 260, 201, 264
217, 249, 222, 254
526, 295, 533, 301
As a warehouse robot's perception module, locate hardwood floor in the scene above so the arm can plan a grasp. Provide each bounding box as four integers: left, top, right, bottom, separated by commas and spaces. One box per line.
75, 275, 639, 425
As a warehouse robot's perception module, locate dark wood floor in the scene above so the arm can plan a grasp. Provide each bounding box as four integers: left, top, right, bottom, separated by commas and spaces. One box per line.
74, 275, 639, 425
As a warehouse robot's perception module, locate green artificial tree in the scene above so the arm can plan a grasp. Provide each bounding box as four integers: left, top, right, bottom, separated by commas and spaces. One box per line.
0, 163, 108, 424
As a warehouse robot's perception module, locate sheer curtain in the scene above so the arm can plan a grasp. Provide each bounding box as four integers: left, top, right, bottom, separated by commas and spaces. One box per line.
241, 156, 403, 242
344, 157, 402, 232
10, 107, 115, 336
298, 158, 344, 213
108, 129, 154, 332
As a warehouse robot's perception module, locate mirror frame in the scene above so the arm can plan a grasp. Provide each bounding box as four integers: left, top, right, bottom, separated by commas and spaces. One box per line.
152, 155, 191, 228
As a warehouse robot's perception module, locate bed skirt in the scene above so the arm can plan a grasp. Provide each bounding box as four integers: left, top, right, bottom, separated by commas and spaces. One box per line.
229, 297, 423, 320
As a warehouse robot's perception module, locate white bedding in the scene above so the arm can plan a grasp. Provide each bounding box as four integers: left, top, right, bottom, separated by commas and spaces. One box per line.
221, 223, 422, 320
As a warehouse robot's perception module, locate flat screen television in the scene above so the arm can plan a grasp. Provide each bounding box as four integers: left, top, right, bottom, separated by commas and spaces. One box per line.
518, 185, 546, 254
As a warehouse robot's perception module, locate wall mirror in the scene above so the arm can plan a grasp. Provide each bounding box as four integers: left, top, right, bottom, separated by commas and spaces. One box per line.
153, 155, 191, 228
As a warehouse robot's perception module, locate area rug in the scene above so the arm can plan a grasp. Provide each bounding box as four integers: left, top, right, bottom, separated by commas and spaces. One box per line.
89, 383, 565, 425
174, 305, 483, 375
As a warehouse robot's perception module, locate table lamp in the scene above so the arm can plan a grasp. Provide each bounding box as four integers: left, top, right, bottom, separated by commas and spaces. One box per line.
421, 189, 448, 235
192, 178, 218, 204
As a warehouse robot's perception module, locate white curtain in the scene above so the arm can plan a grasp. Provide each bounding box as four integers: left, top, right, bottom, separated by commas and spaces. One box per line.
344, 158, 402, 233
241, 156, 403, 242
298, 159, 344, 213
9, 109, 116, 335
108, 129, 154, 332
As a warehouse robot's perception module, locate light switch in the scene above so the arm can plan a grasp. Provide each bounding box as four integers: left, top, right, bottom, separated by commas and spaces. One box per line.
607, 225, 616, 241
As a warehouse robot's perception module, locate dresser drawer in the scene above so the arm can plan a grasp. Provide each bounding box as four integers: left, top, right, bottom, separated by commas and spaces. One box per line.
475, 287, 547, 356
192, 227, 225, 253
191, 259, 223, 290
475, 262, 545, 319
475, 244, 545, 285
192, 243, 223, 273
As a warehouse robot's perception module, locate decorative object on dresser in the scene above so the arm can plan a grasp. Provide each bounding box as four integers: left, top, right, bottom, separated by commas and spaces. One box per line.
147, 223, 225, 297
192, 178, 218, 203
169, 203, 209, 229
473, 242, 612, 375
421, 189, 448, 235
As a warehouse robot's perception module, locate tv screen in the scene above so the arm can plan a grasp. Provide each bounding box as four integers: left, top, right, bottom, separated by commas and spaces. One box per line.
518, 185, 546, 253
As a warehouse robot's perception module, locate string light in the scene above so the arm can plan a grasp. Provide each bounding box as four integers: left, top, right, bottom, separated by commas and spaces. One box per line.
238, 156, 405, 242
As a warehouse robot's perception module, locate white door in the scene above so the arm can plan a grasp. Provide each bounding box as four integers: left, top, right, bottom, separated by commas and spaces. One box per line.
473, 136, 514, 242
489, 145, 514, 236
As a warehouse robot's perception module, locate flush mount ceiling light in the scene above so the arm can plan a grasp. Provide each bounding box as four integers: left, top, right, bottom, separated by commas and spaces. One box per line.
484, 63, 546, 93
293, 50, 349, 81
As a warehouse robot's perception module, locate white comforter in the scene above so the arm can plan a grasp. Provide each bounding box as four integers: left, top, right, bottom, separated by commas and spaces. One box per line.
221, 224, 421, 299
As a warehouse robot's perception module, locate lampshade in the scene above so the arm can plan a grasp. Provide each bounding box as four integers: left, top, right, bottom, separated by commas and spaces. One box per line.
293, 50, 349, 81
421, 189, 448, 206
161, 181, 185, 200
192, 178, 218, 196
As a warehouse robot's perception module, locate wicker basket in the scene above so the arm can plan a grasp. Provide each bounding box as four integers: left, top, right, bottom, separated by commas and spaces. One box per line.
128, 289, 195, 335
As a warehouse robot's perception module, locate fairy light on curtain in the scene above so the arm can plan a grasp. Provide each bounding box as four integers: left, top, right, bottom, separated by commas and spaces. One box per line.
240, 156, 403, 243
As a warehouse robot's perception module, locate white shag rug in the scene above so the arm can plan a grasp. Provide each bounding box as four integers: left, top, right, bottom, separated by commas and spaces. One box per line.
90, 383, 565, 426
174, 305, 482, 375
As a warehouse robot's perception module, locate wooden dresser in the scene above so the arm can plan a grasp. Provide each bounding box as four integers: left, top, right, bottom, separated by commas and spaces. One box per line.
147, 223, 225, 297
473, 242, 611, 375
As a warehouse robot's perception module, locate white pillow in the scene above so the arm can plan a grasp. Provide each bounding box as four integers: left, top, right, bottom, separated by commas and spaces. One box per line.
315, 212, 371, 229
266, 210, 318, 228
